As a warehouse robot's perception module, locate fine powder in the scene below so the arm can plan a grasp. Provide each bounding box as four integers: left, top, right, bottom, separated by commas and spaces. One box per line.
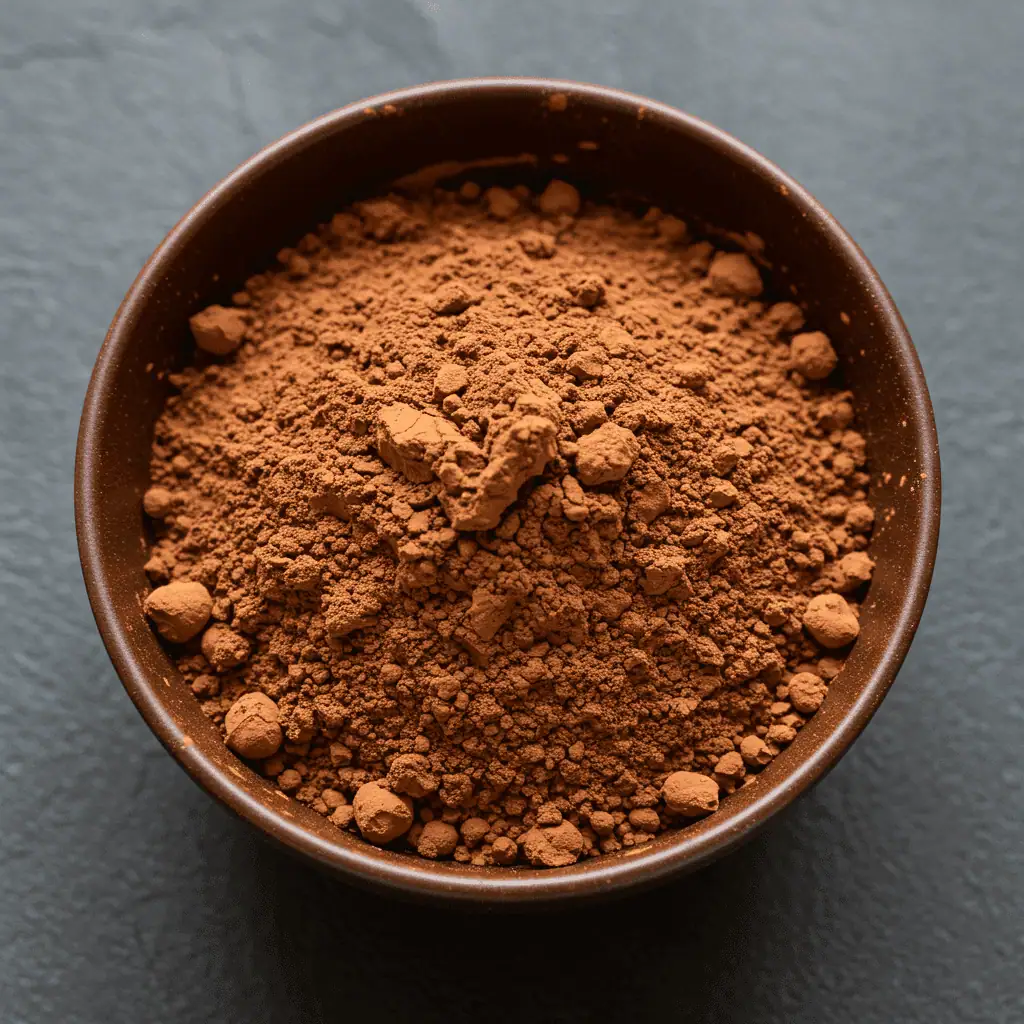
141, 180, 875, 868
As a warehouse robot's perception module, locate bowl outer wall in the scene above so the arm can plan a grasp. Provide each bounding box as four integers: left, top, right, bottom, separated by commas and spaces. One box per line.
75, 78, 940, 905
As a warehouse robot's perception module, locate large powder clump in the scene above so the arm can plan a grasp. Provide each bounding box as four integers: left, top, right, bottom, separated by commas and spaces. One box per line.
142, 180, 875, 867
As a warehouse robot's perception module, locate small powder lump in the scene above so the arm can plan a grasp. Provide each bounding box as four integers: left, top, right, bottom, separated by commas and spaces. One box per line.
142, 179, 875, 868
790, 331, 839, 381
662, 770, 720, 816
802, 593, 861, 648
353, 783, 413, 844
143, 581, 212, 643
225, 691, 282, 759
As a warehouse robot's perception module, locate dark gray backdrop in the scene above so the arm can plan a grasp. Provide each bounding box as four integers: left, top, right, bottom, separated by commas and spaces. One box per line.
1, 2, 1021, 1021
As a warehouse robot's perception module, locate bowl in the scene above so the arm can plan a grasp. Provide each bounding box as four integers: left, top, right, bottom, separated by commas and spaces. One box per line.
75, 78, 940, 905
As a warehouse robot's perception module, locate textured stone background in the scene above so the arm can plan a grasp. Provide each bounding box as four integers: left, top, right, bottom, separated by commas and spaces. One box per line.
1, 1, 1021, 1021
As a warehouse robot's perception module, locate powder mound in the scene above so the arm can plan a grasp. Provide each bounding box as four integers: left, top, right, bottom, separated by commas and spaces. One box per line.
143, 182, 875, 868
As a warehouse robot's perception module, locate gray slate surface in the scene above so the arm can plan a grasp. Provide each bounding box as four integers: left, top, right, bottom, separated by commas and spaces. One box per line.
1, 1, 1021, 1021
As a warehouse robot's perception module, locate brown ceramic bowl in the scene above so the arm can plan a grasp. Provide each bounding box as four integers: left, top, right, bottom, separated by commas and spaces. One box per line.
75, 78, 940, 905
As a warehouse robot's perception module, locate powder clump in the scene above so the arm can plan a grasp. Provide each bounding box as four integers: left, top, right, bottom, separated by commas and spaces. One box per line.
189, 305, 248, 355
791, 331, 839, 381
225, 692, 282, 759
803, 593, 861, 648
416, 820, 459, 859
353, 783, 414, 845
787, 672, 828, 714
662, 770, 720, 816
707, 251, 763, 298
520, 820, 585, 867
575, 421, 641, 485
143, 581, 212, 643
201, 624, 250, 672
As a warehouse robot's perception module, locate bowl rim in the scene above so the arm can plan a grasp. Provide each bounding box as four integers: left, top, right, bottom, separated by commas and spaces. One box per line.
75, 76, 941, 904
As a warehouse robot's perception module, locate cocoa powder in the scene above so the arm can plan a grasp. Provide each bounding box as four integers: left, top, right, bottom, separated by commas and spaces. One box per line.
142, 180, 875, 867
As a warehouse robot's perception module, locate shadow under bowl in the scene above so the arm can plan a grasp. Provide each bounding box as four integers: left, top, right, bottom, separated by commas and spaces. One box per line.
75, 78, 940, 906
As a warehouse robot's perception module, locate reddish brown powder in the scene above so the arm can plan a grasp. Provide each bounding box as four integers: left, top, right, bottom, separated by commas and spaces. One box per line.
142, 181, 874, 867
